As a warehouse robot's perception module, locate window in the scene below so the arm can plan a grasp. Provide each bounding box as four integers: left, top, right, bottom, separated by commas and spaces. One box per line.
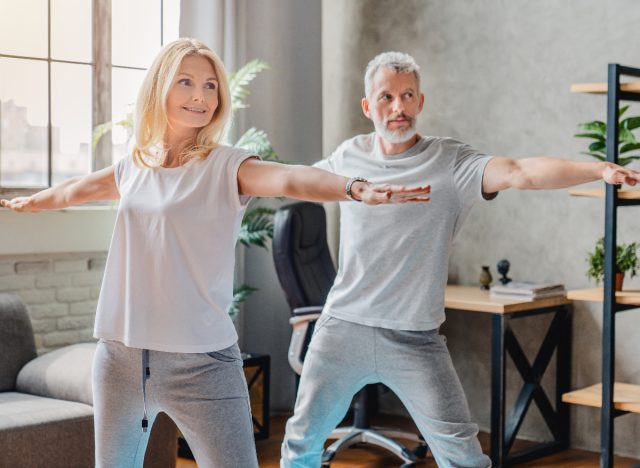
0, 0, 179, 197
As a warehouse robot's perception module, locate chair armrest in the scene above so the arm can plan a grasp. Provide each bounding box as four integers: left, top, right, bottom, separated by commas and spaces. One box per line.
292, 306, 324, 316
288, 312, 321, 375
16, 342, 96, 406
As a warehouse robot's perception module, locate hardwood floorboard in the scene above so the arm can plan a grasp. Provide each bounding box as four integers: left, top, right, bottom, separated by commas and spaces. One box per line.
176, 414, 640, 467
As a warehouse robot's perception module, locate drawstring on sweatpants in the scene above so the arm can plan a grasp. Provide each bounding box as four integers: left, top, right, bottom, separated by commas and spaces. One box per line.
141, 349, 150, 432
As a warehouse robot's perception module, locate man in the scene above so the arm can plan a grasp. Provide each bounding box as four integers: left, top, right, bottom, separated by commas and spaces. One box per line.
280, 52, 640, 468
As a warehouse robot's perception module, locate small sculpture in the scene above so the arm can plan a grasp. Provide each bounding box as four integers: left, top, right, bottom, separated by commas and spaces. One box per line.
497, 259, 512, 285
479, 265, 492, 290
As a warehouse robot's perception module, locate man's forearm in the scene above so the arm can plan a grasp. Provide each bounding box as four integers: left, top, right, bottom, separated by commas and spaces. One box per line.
515, 157, 608, 190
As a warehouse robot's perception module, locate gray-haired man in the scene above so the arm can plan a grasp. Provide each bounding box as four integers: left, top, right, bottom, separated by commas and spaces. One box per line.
280, 52, 640, 468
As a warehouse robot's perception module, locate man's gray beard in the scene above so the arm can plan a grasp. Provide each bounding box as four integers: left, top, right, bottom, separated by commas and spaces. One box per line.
373, 117, 418, 144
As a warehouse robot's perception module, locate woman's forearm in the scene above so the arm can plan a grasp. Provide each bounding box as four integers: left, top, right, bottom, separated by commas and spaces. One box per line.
27, 177, 82, 210
280, 165, 354, 201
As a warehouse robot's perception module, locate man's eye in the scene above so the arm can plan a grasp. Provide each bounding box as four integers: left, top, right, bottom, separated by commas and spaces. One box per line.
404, 92, 413, 98
381, 94, 391, 101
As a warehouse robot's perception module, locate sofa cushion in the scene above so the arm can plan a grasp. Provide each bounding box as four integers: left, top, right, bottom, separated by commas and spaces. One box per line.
0, 392, 93, 431
16, 343, 96, 406
0, 293, 37, 392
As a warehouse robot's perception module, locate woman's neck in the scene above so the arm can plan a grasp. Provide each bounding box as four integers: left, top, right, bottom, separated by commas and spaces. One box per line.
163, 128, 196, 168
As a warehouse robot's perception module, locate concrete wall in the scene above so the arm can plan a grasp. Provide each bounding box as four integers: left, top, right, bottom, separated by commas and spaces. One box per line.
323, 0, 640, 458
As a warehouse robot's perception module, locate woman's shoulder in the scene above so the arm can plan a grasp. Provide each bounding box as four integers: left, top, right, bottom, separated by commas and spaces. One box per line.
206, 144, 258, 164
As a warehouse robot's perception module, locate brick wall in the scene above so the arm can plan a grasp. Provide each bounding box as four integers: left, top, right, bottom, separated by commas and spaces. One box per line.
0, 252, 107, 353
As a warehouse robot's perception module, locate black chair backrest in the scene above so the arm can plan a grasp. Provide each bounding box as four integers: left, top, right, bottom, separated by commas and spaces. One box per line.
0, 293, 37, 391
272, 202, 337, 311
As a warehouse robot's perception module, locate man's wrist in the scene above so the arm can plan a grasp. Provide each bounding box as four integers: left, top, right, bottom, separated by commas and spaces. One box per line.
345, 177, 368, 202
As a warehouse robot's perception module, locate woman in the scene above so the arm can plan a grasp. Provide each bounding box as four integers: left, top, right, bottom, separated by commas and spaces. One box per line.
0, 38, 430, 467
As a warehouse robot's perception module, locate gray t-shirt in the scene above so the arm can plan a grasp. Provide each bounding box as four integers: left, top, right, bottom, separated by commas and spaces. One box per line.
313, 133, 495, 331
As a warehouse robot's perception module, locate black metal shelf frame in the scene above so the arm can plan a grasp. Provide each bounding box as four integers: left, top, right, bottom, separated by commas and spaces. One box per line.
600, 63, 640, 468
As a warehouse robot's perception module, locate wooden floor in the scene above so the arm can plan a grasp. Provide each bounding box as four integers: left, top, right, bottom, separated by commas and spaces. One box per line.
177, 414, 640, 467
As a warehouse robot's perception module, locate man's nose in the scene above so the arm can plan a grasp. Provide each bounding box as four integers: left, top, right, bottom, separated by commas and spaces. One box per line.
392, 97, 405, 114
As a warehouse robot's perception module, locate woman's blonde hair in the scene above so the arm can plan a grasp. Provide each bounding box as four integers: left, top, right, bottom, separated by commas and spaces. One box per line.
132, 38, 232, 167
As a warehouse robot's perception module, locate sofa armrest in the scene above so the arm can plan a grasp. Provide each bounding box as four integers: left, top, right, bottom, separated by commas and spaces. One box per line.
16, 342, 97, 406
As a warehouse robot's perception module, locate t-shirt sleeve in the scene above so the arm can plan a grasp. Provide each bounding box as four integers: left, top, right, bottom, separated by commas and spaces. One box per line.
452, 142, 496, 207
229, 149, 261, 210
113, 155, 132, 193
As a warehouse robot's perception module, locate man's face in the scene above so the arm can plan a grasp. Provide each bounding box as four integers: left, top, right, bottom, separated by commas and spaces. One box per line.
362, 67, 424, 144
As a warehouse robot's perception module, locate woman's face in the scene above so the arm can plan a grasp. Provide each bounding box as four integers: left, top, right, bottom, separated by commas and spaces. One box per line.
165, 55, 219, 134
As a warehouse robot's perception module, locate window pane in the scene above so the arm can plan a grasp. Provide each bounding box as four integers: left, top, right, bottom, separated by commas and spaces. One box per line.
51, 63, 92, 185
112, 0, 161, 68
0, 58, 48, 187
51, 0, 92, 63
112, 67, 146, 164
162, 0, 181, 45
0, 0, 48, 58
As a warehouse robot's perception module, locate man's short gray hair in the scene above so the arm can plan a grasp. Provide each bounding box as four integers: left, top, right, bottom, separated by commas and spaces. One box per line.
364, 51, 421, 98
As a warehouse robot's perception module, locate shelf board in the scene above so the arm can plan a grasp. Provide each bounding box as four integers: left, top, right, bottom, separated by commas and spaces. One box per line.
569, 188, 640, 200
567, 288, 640, 305
563, 383, 640, 413
571, 82, 640, 94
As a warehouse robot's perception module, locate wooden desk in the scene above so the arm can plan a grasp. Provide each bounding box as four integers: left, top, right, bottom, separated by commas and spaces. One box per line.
445, 285, 572, 467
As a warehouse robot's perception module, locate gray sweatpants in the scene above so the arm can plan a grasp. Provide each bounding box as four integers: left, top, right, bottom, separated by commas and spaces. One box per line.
281, 315, 491, 468
92, 339, 258, 468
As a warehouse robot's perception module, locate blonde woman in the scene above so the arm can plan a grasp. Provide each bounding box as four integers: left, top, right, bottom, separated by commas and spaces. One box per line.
0, 39, 430, 467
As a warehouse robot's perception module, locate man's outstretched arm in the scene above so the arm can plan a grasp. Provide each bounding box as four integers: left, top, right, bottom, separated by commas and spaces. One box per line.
482, 157, 640, 194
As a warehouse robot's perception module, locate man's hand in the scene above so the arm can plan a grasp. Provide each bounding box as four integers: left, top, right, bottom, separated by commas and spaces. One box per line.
0, 197, 39, 212
602, 163, 640, 186
352, 182, 431, 205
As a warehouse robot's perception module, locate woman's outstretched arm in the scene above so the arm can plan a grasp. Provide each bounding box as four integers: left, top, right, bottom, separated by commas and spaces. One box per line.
0, 165, 120, 212
237, 159, 431, 204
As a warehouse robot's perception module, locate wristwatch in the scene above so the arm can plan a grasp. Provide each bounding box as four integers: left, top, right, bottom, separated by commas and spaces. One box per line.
345, 177, 368, 202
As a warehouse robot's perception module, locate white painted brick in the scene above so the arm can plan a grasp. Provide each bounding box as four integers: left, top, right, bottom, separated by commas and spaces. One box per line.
53, 260, 88, 273
28, 303, 69, 319
72, 272, 103, 287
0, 275, 36, 292
90, 287, 102, 299
0, 263, 15, 276
36, 274, 73, 288
57, 316, 95, 331
88, 257, 107, 271
57, 287, 91, 303
18, 288, 56, 305
33, 334, 44, 350
15, 261, 51, 275
79, 329, 96, 342
43, 330, 82, 347
31, 319, 57, 334
70, 300, 98, 316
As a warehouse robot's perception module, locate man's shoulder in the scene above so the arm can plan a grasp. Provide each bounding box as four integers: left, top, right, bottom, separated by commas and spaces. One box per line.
336, 132, 375, 154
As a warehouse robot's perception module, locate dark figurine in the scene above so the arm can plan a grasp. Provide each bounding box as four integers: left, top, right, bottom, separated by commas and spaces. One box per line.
479, 265, 492, 290
497, 259, 512, 285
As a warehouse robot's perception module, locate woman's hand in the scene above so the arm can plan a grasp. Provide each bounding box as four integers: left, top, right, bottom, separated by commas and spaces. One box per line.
352, 182, 431, 205
0, 197, 39, 212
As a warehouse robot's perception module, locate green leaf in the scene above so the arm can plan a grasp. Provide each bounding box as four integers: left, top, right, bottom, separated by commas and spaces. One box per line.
238, 207, 275, 248
229, 284, 258, 317
619, 126, 637, 145
92, 121, 114, 154
588, 141, 606, 153
234, 128, 279, 161
574, 133, 605, 141
619, 142, 640, 154
228, 60, 270, 110
619, 155, 640, 166
621, 116, 640, 131
579, 121, 606, 136
619, 105, 630, 118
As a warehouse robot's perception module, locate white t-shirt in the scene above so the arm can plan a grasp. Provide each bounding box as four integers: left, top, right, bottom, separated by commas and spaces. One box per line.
314, 133, 495, 331
94, 146, 256, 352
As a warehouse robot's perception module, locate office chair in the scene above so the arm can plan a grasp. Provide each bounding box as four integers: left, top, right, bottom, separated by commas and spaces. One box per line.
272, 202, 428, 467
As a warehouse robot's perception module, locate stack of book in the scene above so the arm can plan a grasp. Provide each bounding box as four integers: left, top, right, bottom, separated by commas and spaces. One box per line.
489, 282, 566, 300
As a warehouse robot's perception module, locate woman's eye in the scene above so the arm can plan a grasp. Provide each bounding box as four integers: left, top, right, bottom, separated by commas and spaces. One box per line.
178, 78, 191, 86
205, 82, 217, 90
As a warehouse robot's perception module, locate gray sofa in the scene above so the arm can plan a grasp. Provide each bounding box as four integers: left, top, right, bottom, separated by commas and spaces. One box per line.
0, 293, 178, 468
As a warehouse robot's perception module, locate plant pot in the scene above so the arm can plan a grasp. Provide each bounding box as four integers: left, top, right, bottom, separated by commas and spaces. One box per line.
615, 272, 624, 291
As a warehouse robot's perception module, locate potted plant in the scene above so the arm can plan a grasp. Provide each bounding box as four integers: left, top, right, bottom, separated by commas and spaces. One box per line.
586, 237, 639, 290
93, 59, 280, 317
575, 105, 640, 166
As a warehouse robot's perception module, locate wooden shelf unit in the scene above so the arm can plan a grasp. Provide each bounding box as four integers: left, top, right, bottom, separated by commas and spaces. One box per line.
567, 288, 640, 306
563, 383, 640, 414
570, 82, 640, 94
569, 189, 640, 200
